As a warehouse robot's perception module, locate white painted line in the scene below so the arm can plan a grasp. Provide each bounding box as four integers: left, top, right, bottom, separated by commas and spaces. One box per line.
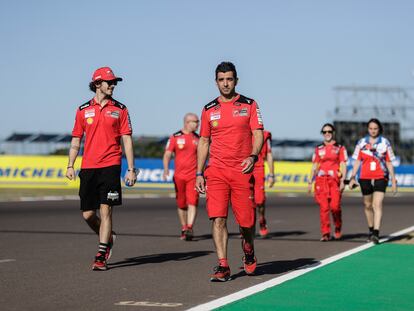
0, 259, 16, 264
187, 225, 414, 311
115, 301, 183, 308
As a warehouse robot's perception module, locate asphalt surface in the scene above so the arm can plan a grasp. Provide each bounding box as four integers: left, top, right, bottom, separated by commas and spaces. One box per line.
0, 195, 413, 311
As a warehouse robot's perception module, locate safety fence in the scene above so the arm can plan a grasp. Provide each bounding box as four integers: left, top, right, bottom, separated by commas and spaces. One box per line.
1, 156, 413, 191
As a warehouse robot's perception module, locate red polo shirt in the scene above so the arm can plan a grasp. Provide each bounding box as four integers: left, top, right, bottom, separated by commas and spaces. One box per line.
72, 98, 132, 169
166, 130, 199, 179
200, 94, 264, 169
312, 141, 348, 179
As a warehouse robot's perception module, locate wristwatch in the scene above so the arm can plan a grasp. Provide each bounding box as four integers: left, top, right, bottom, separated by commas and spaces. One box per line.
249, 154, 259, 163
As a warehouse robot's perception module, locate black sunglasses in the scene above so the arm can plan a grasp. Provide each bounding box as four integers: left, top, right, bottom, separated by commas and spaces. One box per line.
104, 80, 118, 86
322, 130, 333, 134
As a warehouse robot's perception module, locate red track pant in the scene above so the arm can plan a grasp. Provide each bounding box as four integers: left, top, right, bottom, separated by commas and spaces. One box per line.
314, 176, 342, 235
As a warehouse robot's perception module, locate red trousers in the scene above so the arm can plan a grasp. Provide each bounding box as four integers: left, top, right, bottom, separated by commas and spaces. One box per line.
314, 176, 342, 235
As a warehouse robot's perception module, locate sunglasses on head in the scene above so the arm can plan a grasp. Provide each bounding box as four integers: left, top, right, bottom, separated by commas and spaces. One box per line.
322, 130, 333, 134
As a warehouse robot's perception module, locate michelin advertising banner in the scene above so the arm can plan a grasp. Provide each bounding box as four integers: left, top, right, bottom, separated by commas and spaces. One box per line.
1, 156, 414, 191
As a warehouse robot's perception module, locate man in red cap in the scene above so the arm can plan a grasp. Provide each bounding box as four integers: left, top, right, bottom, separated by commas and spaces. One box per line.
66, 67, 138, 271
196, 62, 264, 282
163, 113, 200, 241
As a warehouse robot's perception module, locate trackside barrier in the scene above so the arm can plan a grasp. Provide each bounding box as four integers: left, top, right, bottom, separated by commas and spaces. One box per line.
0, 156, 413, 191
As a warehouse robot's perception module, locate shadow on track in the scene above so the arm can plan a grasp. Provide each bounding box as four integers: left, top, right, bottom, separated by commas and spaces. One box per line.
230, 257, 319, 280
108, 251, 214, 270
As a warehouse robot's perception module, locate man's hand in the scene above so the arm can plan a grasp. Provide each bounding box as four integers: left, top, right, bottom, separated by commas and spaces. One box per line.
195, 175, 206, 194
267, 175, 275, 188
307, 182, 313, 194
241, 156, 255, 174
348, 178, 357, 190
66, 167, 76, 180
125, 169, 139, 187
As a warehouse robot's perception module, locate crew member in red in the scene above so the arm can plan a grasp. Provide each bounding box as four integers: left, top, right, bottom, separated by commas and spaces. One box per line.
163, 113, 200, 241
349, 118, 397, 244
253, 130, 275, 238
196, 62, 264, 282
66, 67, 137, 271
308, 123, 348, 241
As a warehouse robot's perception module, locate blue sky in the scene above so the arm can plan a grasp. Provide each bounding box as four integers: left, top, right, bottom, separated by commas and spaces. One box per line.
1, 0, 413, 140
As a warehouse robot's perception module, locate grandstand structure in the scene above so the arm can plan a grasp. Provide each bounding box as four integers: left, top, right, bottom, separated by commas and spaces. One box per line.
331, 86, 414, 163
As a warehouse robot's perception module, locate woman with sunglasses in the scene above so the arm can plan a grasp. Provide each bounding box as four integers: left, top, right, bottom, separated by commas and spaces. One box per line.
308, 123, 348, 241
348, 118, 397, 244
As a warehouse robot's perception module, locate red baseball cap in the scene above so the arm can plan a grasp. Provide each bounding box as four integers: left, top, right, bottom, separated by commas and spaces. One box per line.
92, 67, 123, 82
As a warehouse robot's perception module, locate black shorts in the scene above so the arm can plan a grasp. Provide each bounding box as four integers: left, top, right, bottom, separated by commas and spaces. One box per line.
359, 178, 388, 196
78, 165, 122, 211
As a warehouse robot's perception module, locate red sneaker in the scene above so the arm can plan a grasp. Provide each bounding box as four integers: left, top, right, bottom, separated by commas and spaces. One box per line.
334, 230, 342, 240
259, 226, 269, 238
92, 253, 107, 271
210, 265, 231, 282
243, 255, 257, 275
320, 234, 330, 242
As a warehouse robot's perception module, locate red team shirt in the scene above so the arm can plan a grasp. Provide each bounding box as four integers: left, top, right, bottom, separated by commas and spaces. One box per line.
200, 94, 264, 168
72, 98, 132, 169
166, 131, 199, 179
352, 136, 396, 179
312, 142, 348, 179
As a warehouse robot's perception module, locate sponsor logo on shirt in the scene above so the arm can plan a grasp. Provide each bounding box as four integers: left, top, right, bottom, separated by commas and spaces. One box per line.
210, 112, 221, 121
106, 110, 120, 119
212, 120, 219, 127
233, 108, 248, 117
84, 109, 95, 118
87, 117, 94, 125
256, 108, 263, 125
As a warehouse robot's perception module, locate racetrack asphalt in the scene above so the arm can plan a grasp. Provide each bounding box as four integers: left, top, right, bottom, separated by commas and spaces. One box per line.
0, 194, 413, 311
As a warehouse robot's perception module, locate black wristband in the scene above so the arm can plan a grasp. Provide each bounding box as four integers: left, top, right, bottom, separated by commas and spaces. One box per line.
249, 154, 259, 163
128, 168, 138, 173
196, 172, 204, 177
67, 166, 74, 169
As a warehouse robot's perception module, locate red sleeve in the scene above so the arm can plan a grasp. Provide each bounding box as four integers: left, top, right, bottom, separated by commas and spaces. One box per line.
312, 147, 320, 163
250, 101, 264, 130
200, 108, 211, 137
166, 135, 176, 152
339, 146, 348, 162
119, 108, 132, 135
71, 109, 84, 138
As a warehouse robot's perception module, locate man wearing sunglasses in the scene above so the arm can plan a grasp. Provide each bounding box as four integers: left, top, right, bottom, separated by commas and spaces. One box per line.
163, 113, 200, 241
66, 67, 137, 271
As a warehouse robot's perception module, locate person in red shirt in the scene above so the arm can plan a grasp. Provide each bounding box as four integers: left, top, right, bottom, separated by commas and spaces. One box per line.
163, 113, 200, 241
349, 118, 398, 244
253, 130, 275, 238
308, 123, 348, 241
66, 67, 137, 271
196, 62, 264, 282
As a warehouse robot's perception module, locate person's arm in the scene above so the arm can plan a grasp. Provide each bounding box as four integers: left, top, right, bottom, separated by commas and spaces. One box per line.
163, 150, 173, 181
308, 162, 318, 194
195, 136, 210, 194
241, 129, 264, 174
339, 161, 347, 192
66, 137, 81, 180
266, 150, 275, 188
122, 135, 138, 186
385, 161, 398, 195
348, 159, 361, 189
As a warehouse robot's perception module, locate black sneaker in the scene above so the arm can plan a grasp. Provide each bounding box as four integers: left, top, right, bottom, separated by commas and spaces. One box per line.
367, 232, 373, 242
185, 228, 193, 241
210, 265, 231, 282
371, 234, 380, 244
